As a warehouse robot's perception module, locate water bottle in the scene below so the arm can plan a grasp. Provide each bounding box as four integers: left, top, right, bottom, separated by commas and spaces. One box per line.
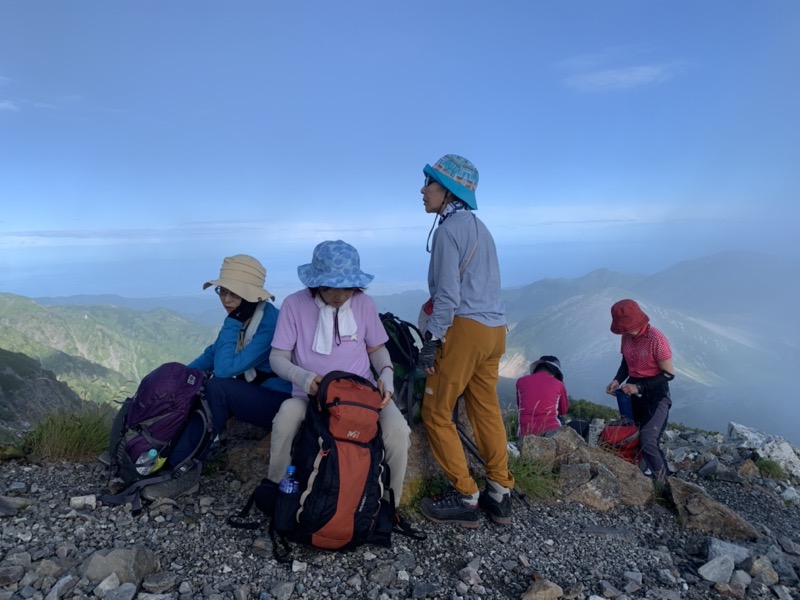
278, 465, 299, 494
135, 448, 159, 475
615, 389, 635, 422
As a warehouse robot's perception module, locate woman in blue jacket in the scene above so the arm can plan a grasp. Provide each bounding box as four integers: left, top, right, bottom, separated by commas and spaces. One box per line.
142, 254, 291, 500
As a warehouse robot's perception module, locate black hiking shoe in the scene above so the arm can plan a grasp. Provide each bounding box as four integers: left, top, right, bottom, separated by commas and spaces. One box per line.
419, 489, 479, 528
394, 513, 427, 540
141, 462, 201, 501
479, 489, 512, 525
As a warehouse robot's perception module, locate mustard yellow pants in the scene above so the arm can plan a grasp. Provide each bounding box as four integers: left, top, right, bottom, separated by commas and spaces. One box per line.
421, 316, 515, 495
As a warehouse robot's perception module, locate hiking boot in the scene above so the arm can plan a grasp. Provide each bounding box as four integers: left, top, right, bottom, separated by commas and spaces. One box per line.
419, 489, 479, 528
478, 489, 512, 525
393, 513, 427, 540
141, 462, 201, 501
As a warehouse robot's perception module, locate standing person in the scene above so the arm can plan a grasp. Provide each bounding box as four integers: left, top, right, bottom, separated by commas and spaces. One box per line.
516, 356, 569, 437
267, 240, 412, 515
416, 154, 515, 528
605, 299, 674, 482
142, 255, 291, 500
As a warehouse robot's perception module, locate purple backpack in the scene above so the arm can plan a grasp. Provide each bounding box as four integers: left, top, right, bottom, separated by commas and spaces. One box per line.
108, 362, 209, 487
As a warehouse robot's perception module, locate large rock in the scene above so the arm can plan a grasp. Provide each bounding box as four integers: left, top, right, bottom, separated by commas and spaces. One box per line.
519, 435, 557, 467
668, 477, 759, 540
566, 463, 623, 512
81, 546, 159, 585
550, 427, 654, 507
224, 420, 271, 495
756, 440, 800, 480
726, 422, 769, 448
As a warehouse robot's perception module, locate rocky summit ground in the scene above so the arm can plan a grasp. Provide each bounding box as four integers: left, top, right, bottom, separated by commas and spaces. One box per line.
2, 427, 800, 600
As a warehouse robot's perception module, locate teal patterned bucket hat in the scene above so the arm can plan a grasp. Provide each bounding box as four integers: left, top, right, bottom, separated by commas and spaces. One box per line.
297, 240, 375, 288
423, 154, 479, 210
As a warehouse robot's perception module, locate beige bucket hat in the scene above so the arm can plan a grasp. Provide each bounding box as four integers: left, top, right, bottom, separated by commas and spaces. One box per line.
203, 255, 273, 303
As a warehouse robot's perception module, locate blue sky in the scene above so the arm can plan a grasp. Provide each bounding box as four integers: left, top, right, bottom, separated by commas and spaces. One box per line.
2, 1, 799, 300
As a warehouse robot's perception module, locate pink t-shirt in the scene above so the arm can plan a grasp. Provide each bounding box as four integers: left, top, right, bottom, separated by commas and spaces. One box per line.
620, 324, 672, 378
272, 289, 389, 398
516, 371, 569, 436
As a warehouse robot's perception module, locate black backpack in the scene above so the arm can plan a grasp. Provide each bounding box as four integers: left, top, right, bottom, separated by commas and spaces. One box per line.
378, 312, 425, 425
100, 362, 213, 511
229, 371, 396, 561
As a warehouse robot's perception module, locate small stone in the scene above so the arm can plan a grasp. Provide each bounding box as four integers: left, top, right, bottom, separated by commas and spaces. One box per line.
291, 560, 306, 573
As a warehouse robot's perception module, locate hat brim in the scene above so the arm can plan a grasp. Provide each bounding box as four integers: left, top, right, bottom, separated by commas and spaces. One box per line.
296, 264, 374, 289
610, 315, 649, 335
203, 279, 274, 303
424, 164, 478, 210
530, 359, 563, 381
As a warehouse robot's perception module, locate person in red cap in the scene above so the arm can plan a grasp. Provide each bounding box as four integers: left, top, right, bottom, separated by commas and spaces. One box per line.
605, 299, 674, 482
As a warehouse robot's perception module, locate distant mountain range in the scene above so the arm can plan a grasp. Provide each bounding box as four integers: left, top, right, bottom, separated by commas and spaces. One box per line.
378, 251, 800, 443
1, 250, 798, 444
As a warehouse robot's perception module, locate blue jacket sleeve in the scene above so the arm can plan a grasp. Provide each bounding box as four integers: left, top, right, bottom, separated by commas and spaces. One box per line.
210, 315, 276, 379
188, 344, 215, 372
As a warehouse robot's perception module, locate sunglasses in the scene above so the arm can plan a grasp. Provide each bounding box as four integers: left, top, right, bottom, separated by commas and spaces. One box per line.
424, 175, 437, 187
214, 286, 241, 300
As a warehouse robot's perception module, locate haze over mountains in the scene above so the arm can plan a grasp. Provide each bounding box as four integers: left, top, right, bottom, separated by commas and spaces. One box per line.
2, 251, 798, 444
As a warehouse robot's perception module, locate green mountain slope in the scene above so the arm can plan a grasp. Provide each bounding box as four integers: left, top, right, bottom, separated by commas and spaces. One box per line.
0, 293, 217, 404
0, 348, 83, 442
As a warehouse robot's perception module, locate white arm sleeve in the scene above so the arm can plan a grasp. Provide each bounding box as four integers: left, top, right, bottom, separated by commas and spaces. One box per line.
269, 349, 316, 395
368, 345, 394, 396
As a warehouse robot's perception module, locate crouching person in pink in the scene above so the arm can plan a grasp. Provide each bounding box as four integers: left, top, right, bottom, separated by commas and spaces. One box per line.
516, 356, 569, 438
266, 240, 412, 515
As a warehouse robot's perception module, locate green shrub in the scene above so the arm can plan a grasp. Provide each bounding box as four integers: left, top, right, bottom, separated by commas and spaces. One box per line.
23, 403, 113, 462
508, 455, 558, 501
504, 409, 519, 442
409, 473, 452, 508
567, 398, 619, 422
755, 458, 787, 480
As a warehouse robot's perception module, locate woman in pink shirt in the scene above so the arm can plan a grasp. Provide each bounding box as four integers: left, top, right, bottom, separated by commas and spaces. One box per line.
605, 299, 674, 482
267, 240, 411, 511
516, 356, 569, 437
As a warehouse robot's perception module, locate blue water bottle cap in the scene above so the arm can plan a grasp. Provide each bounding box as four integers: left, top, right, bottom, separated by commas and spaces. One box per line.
287, 465, 296, 475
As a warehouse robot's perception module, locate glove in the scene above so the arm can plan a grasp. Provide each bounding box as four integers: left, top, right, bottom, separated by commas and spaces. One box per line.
418, 333, 441, 371
229, 300, 258, 323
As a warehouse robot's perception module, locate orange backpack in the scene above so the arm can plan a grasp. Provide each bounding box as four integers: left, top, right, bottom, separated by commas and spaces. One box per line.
599, 420, 641, 465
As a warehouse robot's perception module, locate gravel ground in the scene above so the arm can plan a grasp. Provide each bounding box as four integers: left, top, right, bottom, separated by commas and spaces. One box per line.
2, 456, 799, 600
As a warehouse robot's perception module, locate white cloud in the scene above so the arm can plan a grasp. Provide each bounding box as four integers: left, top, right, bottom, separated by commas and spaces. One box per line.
558, 45, 685, 93
564, 64, 678, 92
0, 100, 19, 111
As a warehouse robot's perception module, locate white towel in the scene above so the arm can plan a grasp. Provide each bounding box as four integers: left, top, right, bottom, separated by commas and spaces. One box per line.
237, 302, 266, 382
312, 295, 357, 355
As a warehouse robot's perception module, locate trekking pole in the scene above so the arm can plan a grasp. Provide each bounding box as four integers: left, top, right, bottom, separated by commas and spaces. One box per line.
452, 402, 530, 508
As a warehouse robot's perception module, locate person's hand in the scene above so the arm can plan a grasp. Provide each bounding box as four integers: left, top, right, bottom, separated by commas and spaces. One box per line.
308, 374, 323, 396
606, 380, 620, 395
620, 382, 641, 396
418, 334, 441, 375
229, 300, 258, 323
376, 380, 392, 409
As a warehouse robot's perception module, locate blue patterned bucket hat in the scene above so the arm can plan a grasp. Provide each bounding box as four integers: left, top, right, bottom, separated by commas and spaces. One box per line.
297, 240, 375, 288
423, 154, 479, 210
